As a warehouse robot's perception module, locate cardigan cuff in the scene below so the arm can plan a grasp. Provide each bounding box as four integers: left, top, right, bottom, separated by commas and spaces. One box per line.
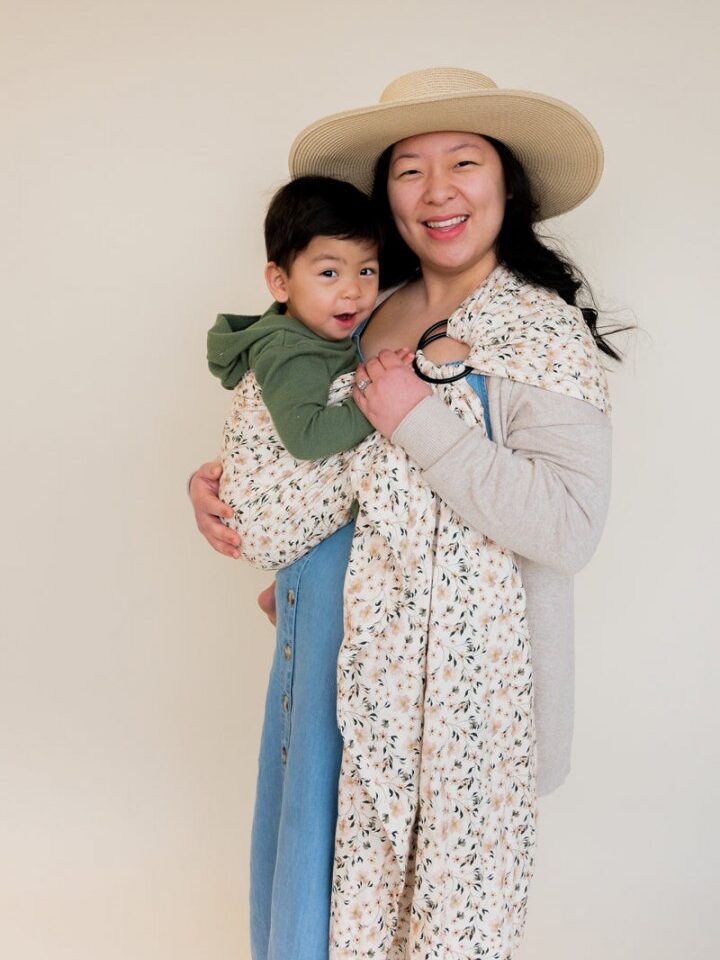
390, 394, 474, 470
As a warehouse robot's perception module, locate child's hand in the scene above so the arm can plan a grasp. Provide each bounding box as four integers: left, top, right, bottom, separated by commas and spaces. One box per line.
395, 347, 415, 365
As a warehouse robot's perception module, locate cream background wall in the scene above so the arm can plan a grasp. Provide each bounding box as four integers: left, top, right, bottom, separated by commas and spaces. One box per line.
2, 1, 718, 957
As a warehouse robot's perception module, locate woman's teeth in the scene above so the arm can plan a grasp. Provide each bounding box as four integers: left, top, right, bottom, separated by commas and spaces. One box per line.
425, 215, 468, 229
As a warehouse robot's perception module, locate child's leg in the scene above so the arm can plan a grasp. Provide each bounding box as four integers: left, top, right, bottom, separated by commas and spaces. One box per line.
249, 521, 354, 960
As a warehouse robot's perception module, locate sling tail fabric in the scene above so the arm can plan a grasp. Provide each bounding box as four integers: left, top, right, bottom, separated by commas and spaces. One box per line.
219, 370, 355, 570
329, 266, 610, 959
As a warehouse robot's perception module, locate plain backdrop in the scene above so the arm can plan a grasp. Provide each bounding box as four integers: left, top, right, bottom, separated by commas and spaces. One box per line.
2, 1, 718, 958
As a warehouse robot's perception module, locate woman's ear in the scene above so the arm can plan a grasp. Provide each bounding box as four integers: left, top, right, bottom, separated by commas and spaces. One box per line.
264, 262, 290, 303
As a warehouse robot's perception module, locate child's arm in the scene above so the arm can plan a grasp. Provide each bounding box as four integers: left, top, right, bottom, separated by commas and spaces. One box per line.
252, 337, 374, 461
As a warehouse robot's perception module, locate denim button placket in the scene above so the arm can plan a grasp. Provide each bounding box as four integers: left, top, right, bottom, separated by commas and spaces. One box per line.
275, 557, 309, 774
278, 591, 295, 769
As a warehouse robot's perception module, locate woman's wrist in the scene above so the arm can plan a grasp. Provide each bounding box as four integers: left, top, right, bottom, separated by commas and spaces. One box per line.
390, 394, 477, 469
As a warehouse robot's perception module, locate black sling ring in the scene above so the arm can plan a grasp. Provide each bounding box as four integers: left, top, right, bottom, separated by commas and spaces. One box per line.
412, 319, 473, 384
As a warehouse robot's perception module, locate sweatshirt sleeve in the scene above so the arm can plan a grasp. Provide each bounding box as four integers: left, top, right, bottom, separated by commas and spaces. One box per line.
253, 335, 375, 461
390, 379, 612, 575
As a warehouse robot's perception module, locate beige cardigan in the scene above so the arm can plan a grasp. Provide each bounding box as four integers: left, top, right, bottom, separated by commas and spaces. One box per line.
391, 377, 612, 797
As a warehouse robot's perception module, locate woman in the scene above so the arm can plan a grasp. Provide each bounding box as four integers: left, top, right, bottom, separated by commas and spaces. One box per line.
190, 68, 616, 960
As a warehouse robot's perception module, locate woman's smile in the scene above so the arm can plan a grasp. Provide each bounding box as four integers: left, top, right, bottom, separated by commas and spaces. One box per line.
422, 213, 470, 240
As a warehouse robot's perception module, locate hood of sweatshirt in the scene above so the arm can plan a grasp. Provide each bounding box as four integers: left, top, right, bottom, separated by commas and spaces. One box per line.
207, 303, 358, 389
206, 303, 296, 390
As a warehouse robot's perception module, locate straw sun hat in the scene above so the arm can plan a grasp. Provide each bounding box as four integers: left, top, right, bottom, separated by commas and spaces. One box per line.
289, 67, 603, 221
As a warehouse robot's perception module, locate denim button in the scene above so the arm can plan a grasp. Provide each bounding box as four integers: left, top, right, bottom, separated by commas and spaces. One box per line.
283, 644, 292, 660
282, 693, 289, 711
287, 589, 295, 607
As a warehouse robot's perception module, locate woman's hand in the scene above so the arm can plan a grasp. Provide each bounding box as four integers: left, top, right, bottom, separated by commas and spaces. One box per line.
352, 348, 432, 438
189, 460, 241, 559
190, 463, 278, 624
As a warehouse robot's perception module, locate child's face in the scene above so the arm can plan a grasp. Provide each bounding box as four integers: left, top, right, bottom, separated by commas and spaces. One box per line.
267, 235, 380, 341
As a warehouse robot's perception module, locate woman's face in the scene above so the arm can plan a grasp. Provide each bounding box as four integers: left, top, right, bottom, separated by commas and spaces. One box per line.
387, 131, 506, 277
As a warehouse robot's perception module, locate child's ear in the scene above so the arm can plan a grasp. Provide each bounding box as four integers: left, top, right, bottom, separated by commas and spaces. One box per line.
264, 262, 290, 303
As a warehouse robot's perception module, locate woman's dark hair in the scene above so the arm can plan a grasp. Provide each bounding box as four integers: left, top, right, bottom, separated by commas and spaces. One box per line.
265, 175, 381, 272
371, 139, 625, 361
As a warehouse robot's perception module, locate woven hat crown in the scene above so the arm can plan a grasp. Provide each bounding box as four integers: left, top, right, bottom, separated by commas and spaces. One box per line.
380, 67, 498, 103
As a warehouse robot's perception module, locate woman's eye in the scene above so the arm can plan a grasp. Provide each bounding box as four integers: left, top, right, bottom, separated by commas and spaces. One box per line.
456, 159, 477, 168
398, 168, 420, 178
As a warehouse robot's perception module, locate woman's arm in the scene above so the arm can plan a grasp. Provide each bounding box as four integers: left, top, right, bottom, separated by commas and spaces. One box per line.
392, 382, 612, 575
353, 351, 611, 576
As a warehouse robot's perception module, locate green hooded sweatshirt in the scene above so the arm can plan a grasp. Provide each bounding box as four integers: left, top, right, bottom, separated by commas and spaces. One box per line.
207, 304, 373, 461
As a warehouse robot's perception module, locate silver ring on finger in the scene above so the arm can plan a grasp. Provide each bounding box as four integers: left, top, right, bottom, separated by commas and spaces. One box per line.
357, 378, 371, 393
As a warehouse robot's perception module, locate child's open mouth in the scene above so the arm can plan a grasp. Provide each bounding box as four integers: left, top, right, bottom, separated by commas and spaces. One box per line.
334, 313, 357, 326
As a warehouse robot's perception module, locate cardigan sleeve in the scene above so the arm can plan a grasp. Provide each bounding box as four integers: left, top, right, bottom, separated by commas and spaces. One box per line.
390, 378, 612, 575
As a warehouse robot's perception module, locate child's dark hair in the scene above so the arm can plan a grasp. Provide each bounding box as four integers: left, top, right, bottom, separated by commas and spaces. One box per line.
264, 175, 381, 272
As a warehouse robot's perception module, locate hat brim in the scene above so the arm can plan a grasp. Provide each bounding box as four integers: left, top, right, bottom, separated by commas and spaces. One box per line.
289, 88, 603, 221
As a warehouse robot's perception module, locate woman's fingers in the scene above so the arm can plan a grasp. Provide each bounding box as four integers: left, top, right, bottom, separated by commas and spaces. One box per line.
190, 460, 232, 518
198, 512, 241, 558
199, 510, 240, 546
395, 347, 415, 365
207, 527, 242, 558
364, 350, 411, 381
355, 351, 414, 415
194, 459, 222, 492
355, 361, 369, 384
352, 355, 432, 438
190, 458, 241, 557
377, 348, 407, 369
352, 382, 369, 412
365, 355, 384, 380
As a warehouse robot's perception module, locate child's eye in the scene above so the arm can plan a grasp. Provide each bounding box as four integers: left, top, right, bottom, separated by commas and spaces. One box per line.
359, 267, 377, 277
320, 269, 338, 278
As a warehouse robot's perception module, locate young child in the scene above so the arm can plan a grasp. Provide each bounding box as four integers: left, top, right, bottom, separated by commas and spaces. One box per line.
207, 176, 407, 570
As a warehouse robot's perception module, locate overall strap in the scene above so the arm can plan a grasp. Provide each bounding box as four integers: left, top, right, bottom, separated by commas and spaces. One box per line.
467, 372, 493, 440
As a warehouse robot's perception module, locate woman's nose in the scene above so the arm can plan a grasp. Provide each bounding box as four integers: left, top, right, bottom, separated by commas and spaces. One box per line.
423, 170, 456, 205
